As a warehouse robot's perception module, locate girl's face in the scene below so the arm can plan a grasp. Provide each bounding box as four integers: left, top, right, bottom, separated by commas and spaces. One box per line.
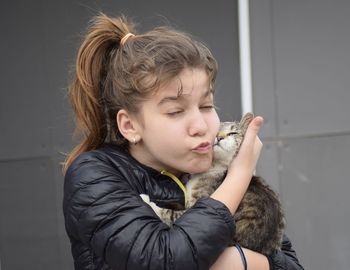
130, 68, 220, 176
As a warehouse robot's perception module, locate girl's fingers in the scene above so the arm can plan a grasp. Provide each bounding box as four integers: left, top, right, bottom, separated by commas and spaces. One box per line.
241, 116, 264, 147
247, 116, 264, 137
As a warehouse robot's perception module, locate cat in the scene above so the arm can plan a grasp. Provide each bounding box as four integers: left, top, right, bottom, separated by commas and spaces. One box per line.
140, 113, 285, 255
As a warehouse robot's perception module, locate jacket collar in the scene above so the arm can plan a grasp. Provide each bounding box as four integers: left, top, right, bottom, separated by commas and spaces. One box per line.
104, 143, 187, 210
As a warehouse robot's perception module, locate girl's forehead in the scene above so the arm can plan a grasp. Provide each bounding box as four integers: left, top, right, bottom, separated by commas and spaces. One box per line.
156, 68, 211, 98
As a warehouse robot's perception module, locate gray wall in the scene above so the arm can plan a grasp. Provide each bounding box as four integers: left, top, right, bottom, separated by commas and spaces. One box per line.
0, 1, 240, 269
5, 1, 349, 269
251, 0, 350, 269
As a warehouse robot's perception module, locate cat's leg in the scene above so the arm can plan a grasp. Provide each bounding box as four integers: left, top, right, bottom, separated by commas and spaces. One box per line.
140, 194, 163, 216
139, 194, 173, 226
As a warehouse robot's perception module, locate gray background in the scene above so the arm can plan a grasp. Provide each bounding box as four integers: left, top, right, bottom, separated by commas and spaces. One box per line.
0, 1, 241, 269
1, 0, 349, 269
251, 0, 350, 269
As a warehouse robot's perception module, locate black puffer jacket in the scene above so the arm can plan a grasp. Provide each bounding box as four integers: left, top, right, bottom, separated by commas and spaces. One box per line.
63, 144, 304, 270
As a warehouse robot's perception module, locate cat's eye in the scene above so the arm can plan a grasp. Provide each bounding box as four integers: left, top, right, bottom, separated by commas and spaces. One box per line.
227, 132, 238, 136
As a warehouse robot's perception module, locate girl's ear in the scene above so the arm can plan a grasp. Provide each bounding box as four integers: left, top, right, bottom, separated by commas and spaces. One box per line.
116, 109, 141, 143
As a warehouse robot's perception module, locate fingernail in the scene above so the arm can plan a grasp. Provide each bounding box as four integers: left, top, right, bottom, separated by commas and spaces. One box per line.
254, 116, 263, 127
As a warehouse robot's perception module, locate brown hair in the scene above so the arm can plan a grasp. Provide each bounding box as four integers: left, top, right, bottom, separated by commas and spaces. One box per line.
63, 13, 218, 172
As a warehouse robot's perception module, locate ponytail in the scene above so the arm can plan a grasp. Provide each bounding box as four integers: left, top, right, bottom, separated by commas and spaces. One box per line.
63, 13, 134, 172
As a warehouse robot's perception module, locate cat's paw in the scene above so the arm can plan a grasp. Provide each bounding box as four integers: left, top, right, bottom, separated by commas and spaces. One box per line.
140, 194, 151, 204
139, 194, 162, 217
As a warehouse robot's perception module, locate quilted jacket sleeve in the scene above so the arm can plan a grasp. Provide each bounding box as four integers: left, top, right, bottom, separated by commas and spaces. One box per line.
267, 234, 304, 270
63, 154, 235, 270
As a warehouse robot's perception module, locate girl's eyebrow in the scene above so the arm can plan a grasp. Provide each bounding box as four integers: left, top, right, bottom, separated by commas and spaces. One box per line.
157, 95, 183, 106
158, 88, 212, 106
203, 88, 214, 98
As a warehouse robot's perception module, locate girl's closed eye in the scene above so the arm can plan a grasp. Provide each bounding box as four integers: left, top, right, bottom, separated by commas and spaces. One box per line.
166, 109, 184, 116
200, 104, 215, 111
166, 105, 214, 116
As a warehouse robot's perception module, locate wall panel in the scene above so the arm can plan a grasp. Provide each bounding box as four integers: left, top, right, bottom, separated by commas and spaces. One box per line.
250, 1, 350, 269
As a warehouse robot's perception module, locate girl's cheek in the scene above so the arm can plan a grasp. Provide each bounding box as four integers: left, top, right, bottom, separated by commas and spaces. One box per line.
212, 112, 220, 132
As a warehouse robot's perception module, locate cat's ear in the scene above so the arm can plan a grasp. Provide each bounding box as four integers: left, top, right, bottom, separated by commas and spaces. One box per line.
240, 112, 254, 132
116, 109, 142, 144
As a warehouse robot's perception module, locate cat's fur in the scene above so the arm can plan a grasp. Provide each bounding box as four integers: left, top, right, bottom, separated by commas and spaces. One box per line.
140, 113, 285, 255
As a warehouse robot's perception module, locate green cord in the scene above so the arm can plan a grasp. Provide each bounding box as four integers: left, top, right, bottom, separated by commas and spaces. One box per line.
161, 170, 188, 207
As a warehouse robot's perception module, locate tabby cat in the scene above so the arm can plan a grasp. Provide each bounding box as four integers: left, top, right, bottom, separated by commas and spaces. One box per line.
141, 113, 285, 255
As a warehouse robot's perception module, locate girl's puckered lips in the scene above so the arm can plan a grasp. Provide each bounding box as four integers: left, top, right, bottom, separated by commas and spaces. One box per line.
192, 142, 212, 153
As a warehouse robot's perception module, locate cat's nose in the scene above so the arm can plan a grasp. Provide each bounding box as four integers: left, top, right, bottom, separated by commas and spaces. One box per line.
217, 136, 224, 142
216, 131, 226, 142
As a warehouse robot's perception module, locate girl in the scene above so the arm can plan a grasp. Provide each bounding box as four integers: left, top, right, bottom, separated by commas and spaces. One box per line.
63, 13, 303, 270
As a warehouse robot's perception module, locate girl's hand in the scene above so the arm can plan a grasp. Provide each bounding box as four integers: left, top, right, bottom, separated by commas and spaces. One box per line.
211, 116, 263, 214
227, 116, 264, 179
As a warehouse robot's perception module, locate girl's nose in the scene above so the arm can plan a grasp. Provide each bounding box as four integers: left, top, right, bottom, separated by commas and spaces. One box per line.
188, 111, 208, 136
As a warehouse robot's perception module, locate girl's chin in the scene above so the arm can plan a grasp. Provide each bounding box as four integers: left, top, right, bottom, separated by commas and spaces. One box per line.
186, 162, 212, 174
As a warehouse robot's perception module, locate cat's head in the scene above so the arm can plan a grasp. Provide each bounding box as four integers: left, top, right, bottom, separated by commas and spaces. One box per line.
213, 113, 254, 165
